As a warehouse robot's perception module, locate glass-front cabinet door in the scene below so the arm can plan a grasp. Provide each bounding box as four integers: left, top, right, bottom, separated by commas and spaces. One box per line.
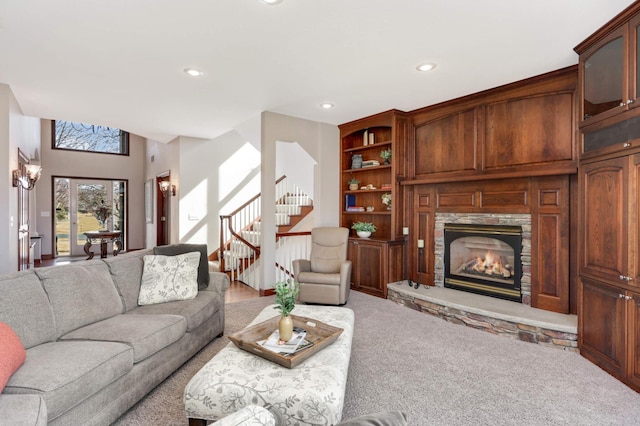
631, 13, 640, 108
581, 27, 626, 123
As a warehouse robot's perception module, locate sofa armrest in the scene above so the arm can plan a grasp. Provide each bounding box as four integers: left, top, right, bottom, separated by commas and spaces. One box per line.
203, 271, 230, 294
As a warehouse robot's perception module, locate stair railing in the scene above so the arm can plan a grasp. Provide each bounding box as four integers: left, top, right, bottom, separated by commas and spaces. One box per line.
219, 176, 311, 288
274, 231, 312, 283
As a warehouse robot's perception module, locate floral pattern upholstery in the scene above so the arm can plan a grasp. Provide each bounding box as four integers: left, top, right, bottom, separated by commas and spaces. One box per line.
184, 304, 355, 425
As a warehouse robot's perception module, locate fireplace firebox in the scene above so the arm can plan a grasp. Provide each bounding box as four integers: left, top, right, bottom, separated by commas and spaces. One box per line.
444, 223, 522, 302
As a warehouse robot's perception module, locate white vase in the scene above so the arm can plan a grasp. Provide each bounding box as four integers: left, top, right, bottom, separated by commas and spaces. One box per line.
357, 231, 371, 238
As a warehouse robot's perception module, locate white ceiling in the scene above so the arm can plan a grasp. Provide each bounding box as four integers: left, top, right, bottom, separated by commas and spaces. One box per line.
0, 0, 635, 143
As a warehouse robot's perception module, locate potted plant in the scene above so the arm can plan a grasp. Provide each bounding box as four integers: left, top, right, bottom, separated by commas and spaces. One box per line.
274, 280, 300, 341
352, 221, 377, 238
380, 149, 392, 164
348, 178, 360, 191
381, 193, 392, 210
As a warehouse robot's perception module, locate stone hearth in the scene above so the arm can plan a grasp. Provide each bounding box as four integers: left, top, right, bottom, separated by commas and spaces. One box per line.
387, 282, 577, 351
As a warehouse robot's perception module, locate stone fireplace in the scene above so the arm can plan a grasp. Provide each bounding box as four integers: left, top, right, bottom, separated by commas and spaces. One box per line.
434, 213, 532, 305
444, 223, 522, 302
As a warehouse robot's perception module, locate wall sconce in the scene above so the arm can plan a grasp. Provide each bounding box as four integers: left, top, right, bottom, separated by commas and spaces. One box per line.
13, 164, 42, 190
159, 181, 176, 197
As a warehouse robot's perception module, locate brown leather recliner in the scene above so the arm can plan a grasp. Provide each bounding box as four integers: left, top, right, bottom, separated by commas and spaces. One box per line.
292, 227, 351, 305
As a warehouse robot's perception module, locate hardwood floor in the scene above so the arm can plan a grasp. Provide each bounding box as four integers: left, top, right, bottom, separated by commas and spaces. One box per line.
225, 280, 260, 303
37, 257, 260, 304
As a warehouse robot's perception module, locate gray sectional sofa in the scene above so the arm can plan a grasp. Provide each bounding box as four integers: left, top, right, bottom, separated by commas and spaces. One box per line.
0, 247, 229, 425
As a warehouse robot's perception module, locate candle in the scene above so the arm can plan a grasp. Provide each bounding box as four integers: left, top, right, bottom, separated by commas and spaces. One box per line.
417, 239, 425, 248
402, 227, 409, 235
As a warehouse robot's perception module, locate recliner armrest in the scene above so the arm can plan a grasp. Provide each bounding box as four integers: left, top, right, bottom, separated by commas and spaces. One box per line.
293, 259, 311, 277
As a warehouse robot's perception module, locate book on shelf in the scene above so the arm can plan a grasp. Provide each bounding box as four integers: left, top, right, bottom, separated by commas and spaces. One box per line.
346, 206, 365, 212
345, 194, 356, 210
361, 160, 380, 167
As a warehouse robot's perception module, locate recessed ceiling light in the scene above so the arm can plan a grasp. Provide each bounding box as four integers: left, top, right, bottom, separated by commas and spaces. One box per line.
416, 63, 437, 72
320, 103, 334, 109
260, 0, 283, 5
184, 68, 204, 77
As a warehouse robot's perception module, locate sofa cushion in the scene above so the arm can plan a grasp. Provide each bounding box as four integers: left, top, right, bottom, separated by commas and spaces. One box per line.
297, 271, 341, 285
128, 290, 222, 332
139, 252, 200, 305
154, 243, 210, 290
60, 314, 186, 363
0, 394, 47, 426
103, 249, 151, 312
35, 260, 123, 337
0, 270, 56, 349
3, 341, 133, 421
0, 322, 26, 392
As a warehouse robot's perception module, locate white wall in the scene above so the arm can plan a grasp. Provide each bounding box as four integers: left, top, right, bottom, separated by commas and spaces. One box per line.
0, 84, 41, 274
145, 137, 180, 248
36, 121, 146, 257
260, 111, 339, 291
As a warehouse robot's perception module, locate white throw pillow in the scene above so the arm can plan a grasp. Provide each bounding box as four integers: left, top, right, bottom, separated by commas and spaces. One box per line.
138, 252, 200, 305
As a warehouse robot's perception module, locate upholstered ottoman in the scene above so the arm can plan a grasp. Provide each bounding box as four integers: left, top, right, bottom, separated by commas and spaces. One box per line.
184, 304, 354, 425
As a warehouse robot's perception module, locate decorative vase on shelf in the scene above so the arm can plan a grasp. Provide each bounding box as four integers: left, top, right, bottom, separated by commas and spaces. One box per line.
357, 231, 372, 238
279, 315, 293, 342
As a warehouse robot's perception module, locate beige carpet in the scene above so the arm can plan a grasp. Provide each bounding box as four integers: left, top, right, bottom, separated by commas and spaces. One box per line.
113, 291, 640, 425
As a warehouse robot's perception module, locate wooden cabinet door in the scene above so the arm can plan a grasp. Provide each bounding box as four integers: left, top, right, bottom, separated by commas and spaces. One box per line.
349, 239, 386, 298
580, 156, 629, 283
627, 290, 640, 390
580, 278, 627, 379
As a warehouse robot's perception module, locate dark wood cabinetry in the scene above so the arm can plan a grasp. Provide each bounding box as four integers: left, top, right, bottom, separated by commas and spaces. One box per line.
408, 67, 578, 184
339, 110, 407, 298
577, 1, 640, 392
579, 153, 640, 392
348, 238, 404, 298
575, 4, 640, 127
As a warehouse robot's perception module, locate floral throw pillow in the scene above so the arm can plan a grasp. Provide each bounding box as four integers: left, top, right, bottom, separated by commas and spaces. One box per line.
138, 252, 200, 305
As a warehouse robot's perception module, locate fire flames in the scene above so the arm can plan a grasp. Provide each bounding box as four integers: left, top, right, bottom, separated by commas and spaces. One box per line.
460, 251, 513, 279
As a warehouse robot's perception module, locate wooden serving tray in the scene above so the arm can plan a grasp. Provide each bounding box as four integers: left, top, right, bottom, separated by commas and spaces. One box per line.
228, 314, 344, 368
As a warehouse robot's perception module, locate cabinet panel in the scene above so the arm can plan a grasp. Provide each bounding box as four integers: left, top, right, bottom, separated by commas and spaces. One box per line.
414, 109, 478, 177
531, 176, 571, 312
580, 157, 628, 282
580, 278, 626, 378
484, 94, 574, 169
628, 292, 640, 390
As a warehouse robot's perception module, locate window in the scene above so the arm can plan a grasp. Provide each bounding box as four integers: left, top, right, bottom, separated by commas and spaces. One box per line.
52, 120, 129, 155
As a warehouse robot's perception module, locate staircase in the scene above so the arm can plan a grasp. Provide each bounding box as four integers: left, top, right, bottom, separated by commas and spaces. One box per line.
218, 176, 313, 289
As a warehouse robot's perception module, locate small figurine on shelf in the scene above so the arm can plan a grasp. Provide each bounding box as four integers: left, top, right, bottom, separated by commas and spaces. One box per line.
382, 193, 392, 210
380, 149, 392, 164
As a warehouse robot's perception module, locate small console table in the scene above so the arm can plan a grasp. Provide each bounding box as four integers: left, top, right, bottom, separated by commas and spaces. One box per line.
84, 231, 123, 260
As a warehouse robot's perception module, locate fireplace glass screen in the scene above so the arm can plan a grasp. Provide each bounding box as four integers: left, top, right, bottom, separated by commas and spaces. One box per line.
444, 224, 522, 302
